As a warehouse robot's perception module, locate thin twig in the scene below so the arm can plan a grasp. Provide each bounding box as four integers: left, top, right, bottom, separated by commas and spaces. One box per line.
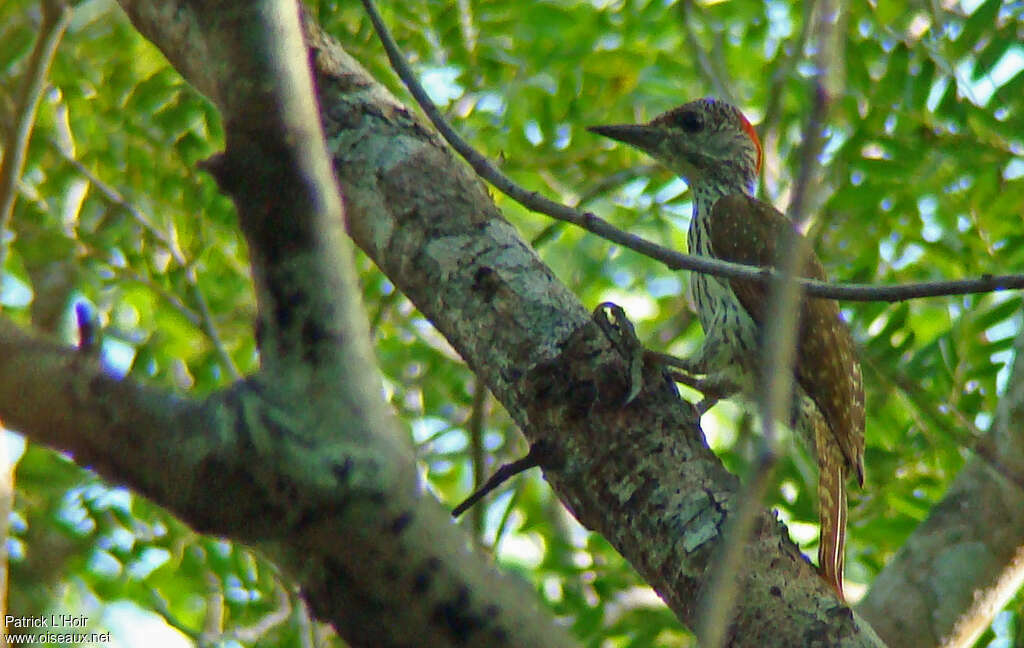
701, 4, 838, 643
0, 1, 71, 273
187, 272, 242, 380
531, 165, 657, 249
455, 0, 478, 60
761, 76, 831, 425
53, 140, 242, 379
451, 453, 537, 518
452, 441, 549, 518
359, 0, 1024, 304
491, 476, 520, 553
758, 0, 817, 143
368, 286, 402, 336
107, 264, 203, 327
50, 140, 185, 262
577, 165, 660, 208
678, 1, 735, 105
468, 381, 488, 543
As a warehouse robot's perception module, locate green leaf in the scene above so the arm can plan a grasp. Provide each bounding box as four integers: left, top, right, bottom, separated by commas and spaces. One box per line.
0, 24, 35, 72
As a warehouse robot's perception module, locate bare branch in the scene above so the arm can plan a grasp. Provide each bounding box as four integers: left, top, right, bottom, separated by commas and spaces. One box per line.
52, 141, 241, 378
467, 381, 488, 542
677, 1, 736, 105
700, 5, 838, 643
186, 272, 241, 380
759, 0, 817, 144
452, 441, 549, 519
49, 139, 184, 262
358, 0, 1024, 304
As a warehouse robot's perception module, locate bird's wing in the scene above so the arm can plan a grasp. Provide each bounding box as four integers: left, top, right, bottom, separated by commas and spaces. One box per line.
708, 193, 865, 482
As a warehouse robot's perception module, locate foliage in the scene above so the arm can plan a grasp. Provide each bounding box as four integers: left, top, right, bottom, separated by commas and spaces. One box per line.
1, 0, 1022, 645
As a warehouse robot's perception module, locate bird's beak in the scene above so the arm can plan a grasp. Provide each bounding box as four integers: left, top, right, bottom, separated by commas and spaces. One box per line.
587, 123, 662, 153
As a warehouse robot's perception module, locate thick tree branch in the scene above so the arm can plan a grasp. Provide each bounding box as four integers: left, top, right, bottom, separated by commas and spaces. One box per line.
0, 312, 567, 647
305, 13, 883, 647
0, 317, 217, 522
354, 7, 1024, 638
0, 0, 885, 644
0, 1, 577, 647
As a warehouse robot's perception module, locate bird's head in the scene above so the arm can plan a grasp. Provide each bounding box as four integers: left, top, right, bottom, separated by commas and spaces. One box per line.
589, 98, 762, 196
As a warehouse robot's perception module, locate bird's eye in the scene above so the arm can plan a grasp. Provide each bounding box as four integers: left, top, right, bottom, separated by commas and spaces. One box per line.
675, 111, 703, 133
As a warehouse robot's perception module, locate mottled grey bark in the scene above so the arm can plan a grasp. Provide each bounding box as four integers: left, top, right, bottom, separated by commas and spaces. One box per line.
303, 13, 884, 648
16, 0, 999, 644
1, 1, 574, 647
858, 325, 1024, 647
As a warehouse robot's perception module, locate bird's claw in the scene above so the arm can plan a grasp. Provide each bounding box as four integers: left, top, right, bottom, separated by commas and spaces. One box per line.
593, 303, 737, 412
593, 302, 645, 405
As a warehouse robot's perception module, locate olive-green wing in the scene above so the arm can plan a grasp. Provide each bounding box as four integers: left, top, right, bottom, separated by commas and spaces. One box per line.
708, 193, 865, 482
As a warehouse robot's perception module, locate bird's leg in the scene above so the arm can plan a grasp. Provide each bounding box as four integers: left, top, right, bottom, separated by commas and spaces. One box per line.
593, 302, 647, 405
646, 349, 706, 375
670, 371, 738, 414
645, 328, 742, 414
593, 303, 737, 411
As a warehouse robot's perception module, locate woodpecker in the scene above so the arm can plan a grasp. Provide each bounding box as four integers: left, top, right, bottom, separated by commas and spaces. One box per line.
589, 98, 865, 599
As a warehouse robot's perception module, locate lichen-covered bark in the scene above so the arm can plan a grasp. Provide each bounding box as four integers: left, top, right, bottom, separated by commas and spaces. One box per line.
858, 328, 1024, 647
301, 15, 885, 648
2, 2, 576, 647
0, 316, 567, 648
3, 0, 950, 645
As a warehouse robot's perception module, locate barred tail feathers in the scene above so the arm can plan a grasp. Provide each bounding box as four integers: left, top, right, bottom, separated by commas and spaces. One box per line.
815, 421, 848, 600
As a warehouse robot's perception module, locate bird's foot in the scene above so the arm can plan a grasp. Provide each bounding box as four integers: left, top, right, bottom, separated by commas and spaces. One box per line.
593, 303, 737, 412
593, 302, 647, 405
646, 350, 737, 414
